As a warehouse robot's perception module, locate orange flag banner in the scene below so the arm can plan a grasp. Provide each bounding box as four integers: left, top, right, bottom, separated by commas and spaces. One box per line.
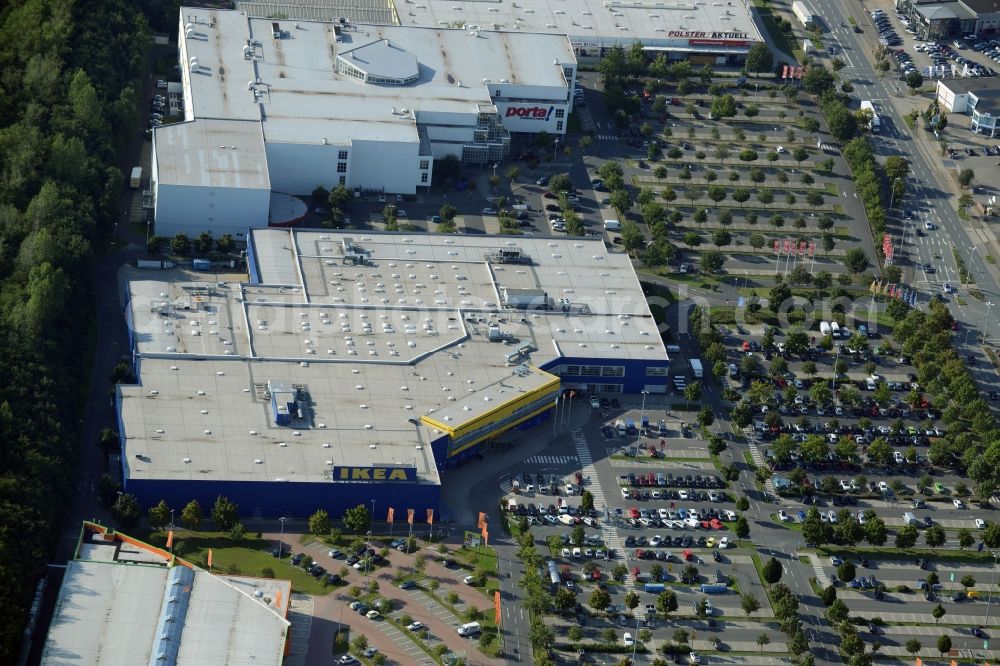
481, 524, 488, 539
494, 590, 501, 625
275, 588, 283, 610
407, 509, 414, 525
387, 507, 394, 524
483, 530, 489, 546
207, 548, 213, 569
427, 509, 434, 525
915, 658, 922, 666
478, 512, 486, 529
950, 661, 957, 666
166, 530, 174, 549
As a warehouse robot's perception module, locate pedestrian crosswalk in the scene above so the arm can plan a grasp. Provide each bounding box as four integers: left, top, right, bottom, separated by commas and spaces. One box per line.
572, 430, 627, 578
124, 242, 145, 252
806, 552, 831, 587
595, 134, 618, 141
747, 440, 776, 496
818, 142, 837, 151
523, 454, 577, 465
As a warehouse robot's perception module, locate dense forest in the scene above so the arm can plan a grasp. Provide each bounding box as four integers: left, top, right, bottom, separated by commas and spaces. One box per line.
0, 0, 153, 659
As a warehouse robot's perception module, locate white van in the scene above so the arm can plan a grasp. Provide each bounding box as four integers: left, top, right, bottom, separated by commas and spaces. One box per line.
819, 321, 831, 336
903, 512, 918, 526
830, 322, 841, 338
615, 420, 627, 436
458, 622, 481, 637
604, 219, 622, 231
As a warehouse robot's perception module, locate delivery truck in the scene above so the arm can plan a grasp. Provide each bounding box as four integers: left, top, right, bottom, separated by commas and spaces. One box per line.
860, 100, 881, 133
136, 259, 176, 269
690, 358, 704, 379
792, 0, 818, 28
130, 166, 143, 189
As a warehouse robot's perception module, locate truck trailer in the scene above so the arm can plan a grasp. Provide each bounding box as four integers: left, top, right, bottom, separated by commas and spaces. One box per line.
860, 100, 881, 133
690, 358, 704, 379
792, 0, 818, 28
130, 166, 143, 189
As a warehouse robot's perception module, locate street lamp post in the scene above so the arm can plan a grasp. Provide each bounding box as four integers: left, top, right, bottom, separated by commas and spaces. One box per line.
553, 137, 560, 161
170, 508, 175, 529
889, 177, 903, 209
278, 516, 287, 559
632, 614, 641, 662
982, 301, 994, 343
983, 551, 999, 632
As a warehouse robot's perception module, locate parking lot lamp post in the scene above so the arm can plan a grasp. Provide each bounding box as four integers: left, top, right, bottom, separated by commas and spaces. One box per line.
984, 551, 999, 633
640, 390, 649, 426
889, 177, 903, 209
278, 516, 286, 559
554, 137, 560, 161
169, 508, 175, 529
632, 614, 641, 662
831, 346, 841, 393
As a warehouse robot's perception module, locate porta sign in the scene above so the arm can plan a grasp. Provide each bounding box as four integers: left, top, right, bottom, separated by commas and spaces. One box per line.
332, 466, 417, 482
505, 105, 554, 121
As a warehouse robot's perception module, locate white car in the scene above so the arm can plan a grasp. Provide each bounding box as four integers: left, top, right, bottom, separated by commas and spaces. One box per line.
943, 283, 953, 293
689, 652, 702, 664
954, 499, 966, 509
481, 208, 498, 215
366, 610, 381, 620
879, 481, 889, 493
976, 519, 987, 529
623, 633, 635, 647
463, 575, 476, 584
650, 535, 664, 547
856, 511, 868, 525
572, 547, 582, 558
718, 537, 729, 549
778, 510, 790, 522
561, 548, 571, 558
328, 549, 343, 558
407, 621, 424, 631
830, 556, 843, 566
678, 490, 690, 500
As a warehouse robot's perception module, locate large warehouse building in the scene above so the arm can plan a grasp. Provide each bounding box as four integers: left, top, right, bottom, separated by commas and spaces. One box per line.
42, 523, 291, 666
151, 8, 576, 238
118, 230, 668, 517
236, 0, 764, 63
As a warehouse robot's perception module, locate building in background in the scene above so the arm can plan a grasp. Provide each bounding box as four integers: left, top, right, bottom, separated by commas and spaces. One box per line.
936, 78, 1000, 136
236, 0, 763, 64
150, 8, 574, 237
118, 230, 668, 517
41, 522, 291, 666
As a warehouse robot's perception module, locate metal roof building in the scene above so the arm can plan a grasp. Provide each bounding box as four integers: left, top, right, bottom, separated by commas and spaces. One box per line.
118, 229, 668, 518
236, 0, 764, 62
151, 7, 575, 238
41, 524, 291, 666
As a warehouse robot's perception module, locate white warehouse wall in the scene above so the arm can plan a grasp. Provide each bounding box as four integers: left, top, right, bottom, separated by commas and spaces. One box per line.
265, 142, 348, 194
154, 184, 269, 239
350, 139, 422, 194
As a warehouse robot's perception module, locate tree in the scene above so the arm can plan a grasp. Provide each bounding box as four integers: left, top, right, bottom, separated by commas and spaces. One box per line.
211, 495, 239, 531
932, 604, 946, 623
757, 633, 771, 653
698, 405, 715, 427
757, 188, 774, 207
802, 508, 831, 546
937, 634, 952, 656
148, 499, 171, 530
171, 234, 192, 255
983, 522, 1000, 548
612, 563, 628, 582
763, 557, 783, 584
710, 94, 737, 118
905, 71, 924, 90
924, 524, 946, 549
961, 574, 976, 588
837, 562, 856, 582
309, 509, 332, 535
741, 592, 761, 618
895, 524, 919, 549
958, 528, 975, 550
864, 518, 887, 547
803, 67, 836, 95
827, 598, 849, 624
735, 515, 750, 540
958, 168, 975, 188
821, 584, 837, 606
554, 587, 576, 613
589, 587, 611, 612
181, 499, 203, 530
343, 504, 371, 534
656, 589, 678, 616
806, 191, 824, 210
905, 639, 922, 656
568, 626, 584, 643
624, 590, 640, 612
746, 43, 774, 76
844, 248, 870, 273
700, 250, 725, 274
789, 630, 809, 656
113, 493, 141, 528
712, 230, 731, 248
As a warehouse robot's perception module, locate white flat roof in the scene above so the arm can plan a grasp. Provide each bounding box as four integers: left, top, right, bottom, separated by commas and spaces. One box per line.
121, 229, 666, 483
179, 8, 573, 147
154, 119, 270, 189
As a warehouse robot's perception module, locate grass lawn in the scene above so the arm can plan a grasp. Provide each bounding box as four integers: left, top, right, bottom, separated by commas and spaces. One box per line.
145, 529, 335, 595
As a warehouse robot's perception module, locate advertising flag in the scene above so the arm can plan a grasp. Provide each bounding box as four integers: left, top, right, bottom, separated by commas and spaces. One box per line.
478, 512, 487, 529
799, 241, 807, 255
784, 240, 791, 254
407, 508, 414, 525
207, 548, 213, 569
166, 530, 174, 549
782, 65, 790, 79
773, 240, 780, 254
387, 507, 394, 524
915, 659, 921, 666
809, 242, 816, 256
427, 509, 434, 525
494, 591, 502, 625
869, 279, 878, 293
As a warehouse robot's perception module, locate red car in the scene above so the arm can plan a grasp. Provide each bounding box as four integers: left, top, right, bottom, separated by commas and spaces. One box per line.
542, 191, 557, 199
629, 507, 640, 519
710, 519, 724, 530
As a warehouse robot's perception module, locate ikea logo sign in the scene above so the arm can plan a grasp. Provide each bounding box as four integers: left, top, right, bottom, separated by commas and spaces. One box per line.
333, 466, 416, 482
